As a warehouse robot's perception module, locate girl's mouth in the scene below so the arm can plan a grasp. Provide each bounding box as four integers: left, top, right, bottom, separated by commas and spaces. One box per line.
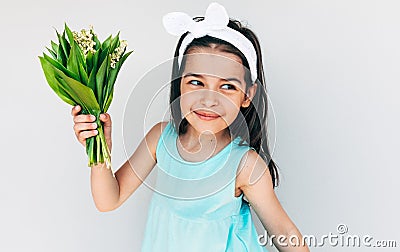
193, 110, 220, 121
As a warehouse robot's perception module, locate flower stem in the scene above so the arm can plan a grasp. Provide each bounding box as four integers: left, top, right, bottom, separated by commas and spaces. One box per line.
98, 125, 111, 169
85, 116, 111, 169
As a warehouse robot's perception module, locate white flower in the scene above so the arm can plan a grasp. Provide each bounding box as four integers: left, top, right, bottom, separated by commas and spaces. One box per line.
110, 40, 128, 69
73, 26, 97, 56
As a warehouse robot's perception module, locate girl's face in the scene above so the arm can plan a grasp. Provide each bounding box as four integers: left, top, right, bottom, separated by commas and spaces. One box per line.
179, 46, 257, 136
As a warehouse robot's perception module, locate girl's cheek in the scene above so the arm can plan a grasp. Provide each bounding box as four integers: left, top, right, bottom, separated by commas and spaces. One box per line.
179, 93, 193, 114
221, 97, 241, 111
180, 91, 197, 104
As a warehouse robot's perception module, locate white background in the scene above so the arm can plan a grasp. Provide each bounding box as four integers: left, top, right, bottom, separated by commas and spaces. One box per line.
1, 0, 399, 251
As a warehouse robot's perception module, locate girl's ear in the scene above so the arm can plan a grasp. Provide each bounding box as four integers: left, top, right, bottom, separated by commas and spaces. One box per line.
241, 84, 257, 108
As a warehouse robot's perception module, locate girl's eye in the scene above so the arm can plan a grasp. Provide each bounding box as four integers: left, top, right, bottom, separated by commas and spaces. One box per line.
188, 80, 203, 86
187, 80, 237, 90
221, 84, 237, 90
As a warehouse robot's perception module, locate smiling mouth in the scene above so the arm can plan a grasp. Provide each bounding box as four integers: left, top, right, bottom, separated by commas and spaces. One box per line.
193, 110, 220, 120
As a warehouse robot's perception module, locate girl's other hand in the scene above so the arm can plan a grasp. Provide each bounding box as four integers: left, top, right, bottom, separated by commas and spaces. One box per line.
71, 105, 113, 152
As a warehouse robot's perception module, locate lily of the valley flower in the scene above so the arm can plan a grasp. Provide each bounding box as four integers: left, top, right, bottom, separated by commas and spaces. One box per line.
110, 40, 128, 68
73, 25, 96, 55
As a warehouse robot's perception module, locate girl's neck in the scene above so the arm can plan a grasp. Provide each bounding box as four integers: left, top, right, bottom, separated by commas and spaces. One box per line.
178, 124, 232, 157
185, 124, 231, 144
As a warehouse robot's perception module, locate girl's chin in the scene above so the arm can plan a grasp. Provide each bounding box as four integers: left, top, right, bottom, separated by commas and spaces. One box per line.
186, 118, 230, 135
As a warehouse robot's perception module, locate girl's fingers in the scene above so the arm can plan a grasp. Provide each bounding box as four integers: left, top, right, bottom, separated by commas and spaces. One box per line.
78, 130, 98, 144
99, 113, 111, 124
71, 107, 112, 148
100, 114, 112, 132
98, 113, 112, 151
71, 105, 81, 116
71, 105, 96, 123
100, 113, 112, 131
73, 114, 96, 123
71, 105, 100, 147
73, 122, 98, 133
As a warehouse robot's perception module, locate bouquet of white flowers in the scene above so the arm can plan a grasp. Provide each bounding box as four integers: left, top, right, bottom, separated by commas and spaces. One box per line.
39, 23, 132, 169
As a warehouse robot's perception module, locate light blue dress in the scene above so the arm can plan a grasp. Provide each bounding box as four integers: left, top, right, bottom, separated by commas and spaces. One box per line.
141, 121, 268, 252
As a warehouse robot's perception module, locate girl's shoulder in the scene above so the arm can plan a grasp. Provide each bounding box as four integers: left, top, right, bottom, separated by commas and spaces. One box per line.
235, 149, 273, 190
145, 121, 170, 162
148, 121, 169, 138
158, 121, 170, 131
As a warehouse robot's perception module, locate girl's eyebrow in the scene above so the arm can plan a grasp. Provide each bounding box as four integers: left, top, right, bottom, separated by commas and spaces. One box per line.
183, 72, 204, 79
183, 72, 243, 85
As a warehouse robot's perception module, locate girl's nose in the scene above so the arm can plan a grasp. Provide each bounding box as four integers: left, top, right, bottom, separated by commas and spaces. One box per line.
200, 90, 219, 107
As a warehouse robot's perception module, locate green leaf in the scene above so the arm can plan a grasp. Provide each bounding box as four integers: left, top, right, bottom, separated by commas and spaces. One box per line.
43, 53, 80, 81
109, 32, 120, 53
54, 69, 100, 112
64, 23, 74, 44
106, 51, 132, 91
62, 30, 71, 56
99, 50, 108, 69
86, 51, 93, 74
92, 49, 100, 71
93, 35, 101, 51
110, 50, 132, 84
99, 35, 112, 64
101, 35, 112, 50
57, 42, 67, 66
39, 56, 75, 106
103, 87, 114, 112
67, 43, 80, 80
78, 62, 89, 85
118, 50, 133, 69
106, 67, 118, 97
87, 68, 97, 93
96, 55, 109, 107
87, 49, 100, 92
56, 29, 70, 64
46, 47, 57, 59
65, 24, 87, 72
51, 40, 58, 53
70, 42, 89, 85
74, 42, 87, 71
101, 56, 112, 105
102, 50, 132, 110
55, 76, 84, 110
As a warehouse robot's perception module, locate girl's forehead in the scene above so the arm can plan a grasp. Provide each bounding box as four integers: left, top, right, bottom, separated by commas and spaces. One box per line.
182, 51, 246, 82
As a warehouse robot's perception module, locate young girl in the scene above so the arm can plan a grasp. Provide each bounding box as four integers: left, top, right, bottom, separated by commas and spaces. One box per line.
71, 3, 309, 251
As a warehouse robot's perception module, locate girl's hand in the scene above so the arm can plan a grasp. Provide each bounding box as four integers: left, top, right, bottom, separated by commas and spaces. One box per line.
71, 105, 113, 152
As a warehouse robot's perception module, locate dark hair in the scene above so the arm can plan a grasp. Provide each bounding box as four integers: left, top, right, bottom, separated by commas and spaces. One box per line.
169, 17, 280, 188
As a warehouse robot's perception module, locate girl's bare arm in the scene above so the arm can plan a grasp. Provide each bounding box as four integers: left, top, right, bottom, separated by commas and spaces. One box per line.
237, 151, 310, 252
71, 105, 167, 212
90, 121, 164, 212
110, 121, 168, 210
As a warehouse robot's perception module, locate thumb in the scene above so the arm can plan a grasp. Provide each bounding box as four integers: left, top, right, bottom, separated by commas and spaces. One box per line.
100, 113, 111, 126
100, 113, 112, 150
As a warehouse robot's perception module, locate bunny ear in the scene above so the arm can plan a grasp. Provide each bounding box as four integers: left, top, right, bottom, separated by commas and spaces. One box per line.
162, 12, 194, 36
204, 2, 229, 28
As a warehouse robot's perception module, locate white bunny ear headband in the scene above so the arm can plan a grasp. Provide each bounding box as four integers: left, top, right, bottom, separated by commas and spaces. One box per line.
162, 2, 258, 83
